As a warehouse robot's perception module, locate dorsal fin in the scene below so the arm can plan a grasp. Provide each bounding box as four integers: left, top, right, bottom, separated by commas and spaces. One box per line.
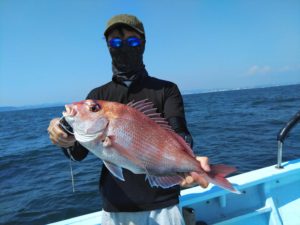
143, 109, 158, 115
128, 99, 148, 108
127, 100, 173, 131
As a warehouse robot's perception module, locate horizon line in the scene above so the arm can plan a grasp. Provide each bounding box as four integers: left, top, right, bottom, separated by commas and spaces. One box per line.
1, 82, 299, 110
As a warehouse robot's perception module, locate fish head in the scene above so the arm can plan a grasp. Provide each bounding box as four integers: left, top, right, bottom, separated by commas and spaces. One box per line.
62, 100, 109, 142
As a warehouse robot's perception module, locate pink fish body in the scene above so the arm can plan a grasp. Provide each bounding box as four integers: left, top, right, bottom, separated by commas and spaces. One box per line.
63, 99, 240, 193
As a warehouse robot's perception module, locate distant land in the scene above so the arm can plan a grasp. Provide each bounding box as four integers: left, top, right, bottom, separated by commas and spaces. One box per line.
0, 106, 17, 112
1, 83, 299, 112
0, 103, 66, 112
181, 83, 300, 95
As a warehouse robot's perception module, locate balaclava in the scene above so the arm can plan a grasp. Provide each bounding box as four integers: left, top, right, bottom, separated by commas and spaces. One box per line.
104, 14, 146, 82
108, 35, 145, 80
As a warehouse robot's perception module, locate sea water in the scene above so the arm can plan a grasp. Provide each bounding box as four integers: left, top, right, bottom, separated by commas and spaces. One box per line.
0, 84, 300, 225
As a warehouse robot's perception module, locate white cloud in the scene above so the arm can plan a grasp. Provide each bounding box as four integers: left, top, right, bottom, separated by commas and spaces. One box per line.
247, 65, 272, 75
246, 64, 300, 76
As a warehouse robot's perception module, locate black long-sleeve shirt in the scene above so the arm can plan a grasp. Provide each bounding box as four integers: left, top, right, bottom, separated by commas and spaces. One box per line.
64, 69, 193, 212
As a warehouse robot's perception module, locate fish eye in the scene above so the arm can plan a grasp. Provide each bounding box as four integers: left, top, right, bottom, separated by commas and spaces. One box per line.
89, 103, 101, 112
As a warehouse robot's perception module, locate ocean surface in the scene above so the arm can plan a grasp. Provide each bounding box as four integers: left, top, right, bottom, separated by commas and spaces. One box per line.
1, 84, 300, 225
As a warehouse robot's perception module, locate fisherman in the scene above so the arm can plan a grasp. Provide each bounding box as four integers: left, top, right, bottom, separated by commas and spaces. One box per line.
48, 14, 211, 225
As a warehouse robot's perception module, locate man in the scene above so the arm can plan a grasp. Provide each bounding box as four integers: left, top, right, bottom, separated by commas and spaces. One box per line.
48, 14, 210, 225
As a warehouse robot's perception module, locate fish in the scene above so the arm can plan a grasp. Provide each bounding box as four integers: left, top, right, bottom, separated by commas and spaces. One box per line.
62, 99, 240, 193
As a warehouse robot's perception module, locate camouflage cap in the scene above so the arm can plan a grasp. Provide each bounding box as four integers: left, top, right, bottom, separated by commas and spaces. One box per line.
104, 14, 145, 38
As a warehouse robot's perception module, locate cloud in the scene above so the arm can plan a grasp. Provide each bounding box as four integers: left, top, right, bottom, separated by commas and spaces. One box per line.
247, 65, 272, 75
246, 64, 300, 76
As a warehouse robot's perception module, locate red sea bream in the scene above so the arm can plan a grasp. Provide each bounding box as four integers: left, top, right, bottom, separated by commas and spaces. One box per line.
63, 99, 240, 193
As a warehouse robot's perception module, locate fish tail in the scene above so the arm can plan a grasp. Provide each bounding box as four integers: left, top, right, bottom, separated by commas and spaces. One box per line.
192, 164, 241, 194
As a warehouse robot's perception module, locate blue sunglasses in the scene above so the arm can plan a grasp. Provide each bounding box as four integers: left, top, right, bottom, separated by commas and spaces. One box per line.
108, 36, 142, 48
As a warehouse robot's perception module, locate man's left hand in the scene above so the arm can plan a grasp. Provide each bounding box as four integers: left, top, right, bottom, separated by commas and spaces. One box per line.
180, 156, 211, 188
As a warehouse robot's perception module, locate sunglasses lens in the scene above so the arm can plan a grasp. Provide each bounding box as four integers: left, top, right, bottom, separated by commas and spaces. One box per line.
109, 38, 122, 48
127, 37, 141, 47
108, 37, 141, 48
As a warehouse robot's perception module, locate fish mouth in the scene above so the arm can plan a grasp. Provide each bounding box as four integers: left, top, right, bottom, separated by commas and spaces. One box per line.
61, 106, 77, 135
63, 104, 77, 117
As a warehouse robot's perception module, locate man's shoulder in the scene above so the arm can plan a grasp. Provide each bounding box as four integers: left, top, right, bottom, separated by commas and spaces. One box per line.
87, 81, 114, 99
92, 81, 114, 91
146, 75, 177, 88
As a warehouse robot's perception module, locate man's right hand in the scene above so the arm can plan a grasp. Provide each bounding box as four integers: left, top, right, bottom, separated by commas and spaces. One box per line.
48, 118, 76, 148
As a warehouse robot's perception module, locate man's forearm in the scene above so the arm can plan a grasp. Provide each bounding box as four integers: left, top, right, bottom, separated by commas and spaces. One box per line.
167, 116, 193, 148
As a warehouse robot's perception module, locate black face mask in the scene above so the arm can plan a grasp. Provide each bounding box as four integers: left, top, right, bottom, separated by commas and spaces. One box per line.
109, 44, 145, 78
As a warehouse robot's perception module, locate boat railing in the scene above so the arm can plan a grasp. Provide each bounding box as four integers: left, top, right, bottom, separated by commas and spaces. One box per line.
276, 110, 300, 169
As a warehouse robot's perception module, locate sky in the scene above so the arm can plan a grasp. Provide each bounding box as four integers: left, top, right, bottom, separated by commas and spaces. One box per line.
0, 0, 300, 106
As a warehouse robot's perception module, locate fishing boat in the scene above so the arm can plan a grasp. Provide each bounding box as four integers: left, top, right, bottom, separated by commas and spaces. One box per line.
48, 111, 300, 225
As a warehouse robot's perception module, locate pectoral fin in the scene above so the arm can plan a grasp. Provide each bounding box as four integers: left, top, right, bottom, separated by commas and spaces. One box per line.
103, 160, 125, 181
103, 136, 112, 147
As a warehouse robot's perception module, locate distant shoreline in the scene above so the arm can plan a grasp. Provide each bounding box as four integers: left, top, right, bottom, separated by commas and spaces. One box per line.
1, 83, 299, 112
181, 83, 300, 95
0, 103, 65, 113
